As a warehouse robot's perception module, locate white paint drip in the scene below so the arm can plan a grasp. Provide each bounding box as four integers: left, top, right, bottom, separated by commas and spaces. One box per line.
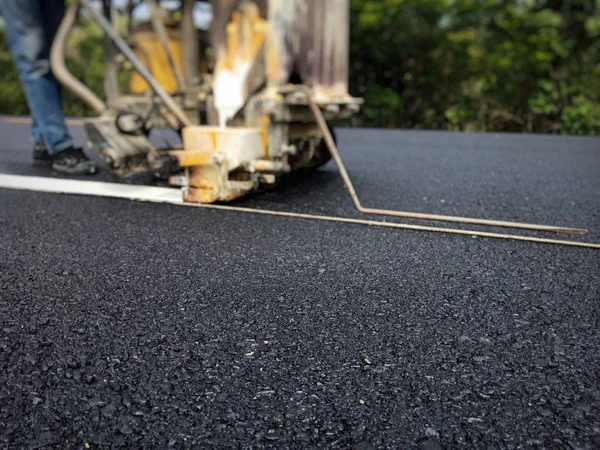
213, 61, 252, 128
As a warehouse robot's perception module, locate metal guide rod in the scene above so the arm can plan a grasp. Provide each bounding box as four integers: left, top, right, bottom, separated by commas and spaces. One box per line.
150, 0, 187, 91
192, 203, 600, 249
181, 0, 200, 87
80, 0, 192, 127
299, 87, 588, 236
0, 174, 598, 249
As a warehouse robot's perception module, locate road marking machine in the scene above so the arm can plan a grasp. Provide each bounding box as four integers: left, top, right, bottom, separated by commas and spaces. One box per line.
39, 0, 598, 249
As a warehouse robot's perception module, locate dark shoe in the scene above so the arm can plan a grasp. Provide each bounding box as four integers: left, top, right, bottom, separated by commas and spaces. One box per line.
52, 147, 98, 175
32, 143, 53, 166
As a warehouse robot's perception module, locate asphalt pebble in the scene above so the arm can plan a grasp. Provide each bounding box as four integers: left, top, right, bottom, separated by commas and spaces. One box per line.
419, 438, 444, 450
425, 427, 440, 439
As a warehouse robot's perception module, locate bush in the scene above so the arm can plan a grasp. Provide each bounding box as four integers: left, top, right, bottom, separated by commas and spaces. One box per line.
349, 0, 600, 134
0, 31, 29, 116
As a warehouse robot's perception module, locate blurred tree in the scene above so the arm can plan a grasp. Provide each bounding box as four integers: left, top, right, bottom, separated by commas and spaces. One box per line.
349, 0, 600, 134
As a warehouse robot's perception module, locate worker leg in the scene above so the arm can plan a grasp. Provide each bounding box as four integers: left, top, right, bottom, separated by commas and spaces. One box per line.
1, 0, 73, 155
40, 0, 66, 101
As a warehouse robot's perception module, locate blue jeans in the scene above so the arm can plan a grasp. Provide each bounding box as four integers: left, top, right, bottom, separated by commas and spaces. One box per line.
1, 0, 73, 154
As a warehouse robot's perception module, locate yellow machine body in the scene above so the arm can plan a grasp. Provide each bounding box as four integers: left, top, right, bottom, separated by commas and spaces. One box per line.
129, 29, 184, 95
74, 0, 360, 204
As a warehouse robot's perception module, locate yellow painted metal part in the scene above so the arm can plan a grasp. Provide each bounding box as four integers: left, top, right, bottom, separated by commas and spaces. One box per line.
171, 125, 269, 203
185, 187, 218, 204
179, 126, 268, 156
129, 30, 183, 94
169, 150, 215, 168
220, 4, 266, 71
259, 116, 270, 156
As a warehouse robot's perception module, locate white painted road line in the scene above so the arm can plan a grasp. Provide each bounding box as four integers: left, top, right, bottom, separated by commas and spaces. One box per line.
0, 174, 183, 204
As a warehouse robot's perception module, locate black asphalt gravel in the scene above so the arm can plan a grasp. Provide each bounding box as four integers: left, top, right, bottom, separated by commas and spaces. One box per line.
1, 118, 599, 449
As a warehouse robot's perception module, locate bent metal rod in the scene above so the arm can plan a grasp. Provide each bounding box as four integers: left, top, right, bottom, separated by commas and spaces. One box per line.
300, 86, 588, 237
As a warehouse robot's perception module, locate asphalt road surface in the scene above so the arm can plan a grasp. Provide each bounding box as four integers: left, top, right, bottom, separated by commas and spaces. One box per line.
1, 117, 599, 449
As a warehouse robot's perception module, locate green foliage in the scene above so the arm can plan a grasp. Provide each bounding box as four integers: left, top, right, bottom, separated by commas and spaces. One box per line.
0, 31, 28, 116
0, 0, 599, 134
349, 0, 600, 134
561, 95, 600, 135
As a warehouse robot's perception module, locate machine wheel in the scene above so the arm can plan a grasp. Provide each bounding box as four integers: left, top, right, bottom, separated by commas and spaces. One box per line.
305, 123, 336, 170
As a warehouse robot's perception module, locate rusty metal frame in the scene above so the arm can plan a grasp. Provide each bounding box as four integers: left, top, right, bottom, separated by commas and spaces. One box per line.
150, 0, 187, 91
80, 0, 192, 127
181, 0, 201, 87
52, 0, 192, 128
